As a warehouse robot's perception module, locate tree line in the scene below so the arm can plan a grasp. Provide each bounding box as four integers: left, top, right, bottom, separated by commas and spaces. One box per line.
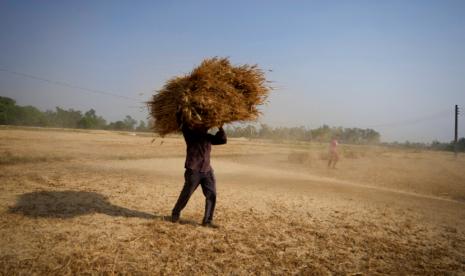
0, 96, 149, 131
384, 139, 465, 152
225, 124, 465, 151
224, 124, 381, 144
2, 95, 463, 151
0, 95, 381, 143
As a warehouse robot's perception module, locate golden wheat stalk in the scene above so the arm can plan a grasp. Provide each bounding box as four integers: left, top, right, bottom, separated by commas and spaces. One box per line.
148, 57, 271, 136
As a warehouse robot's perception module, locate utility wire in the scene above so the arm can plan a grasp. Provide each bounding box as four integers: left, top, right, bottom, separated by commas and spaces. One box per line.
2, 67, 461, 124
0, 68, 144, 102
366, 109, 451, 129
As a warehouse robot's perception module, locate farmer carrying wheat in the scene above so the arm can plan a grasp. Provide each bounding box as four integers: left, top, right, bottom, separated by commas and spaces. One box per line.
171, 124, 227, 227
148, 57, 270, 227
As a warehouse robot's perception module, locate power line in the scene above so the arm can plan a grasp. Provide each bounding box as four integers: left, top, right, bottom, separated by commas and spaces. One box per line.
0, 68, 144, 102
366, 109, 451, 129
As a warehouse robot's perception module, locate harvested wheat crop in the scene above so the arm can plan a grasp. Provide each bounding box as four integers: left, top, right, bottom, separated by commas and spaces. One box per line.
148, 57, 270, 136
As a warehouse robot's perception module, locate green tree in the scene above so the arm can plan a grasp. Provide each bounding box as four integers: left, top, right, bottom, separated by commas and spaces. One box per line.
0, 97, 48, 126
136, 120, 148, 132
457, 138, 465, 151
78, 109, 107, 129
258, 124, 273, 138
123, 115, 137, 131
49, 107, 83, 128
310, 125, 331, 142
107, 121, 126, 130
0, 96, 16, 124
14, 105, 47, 126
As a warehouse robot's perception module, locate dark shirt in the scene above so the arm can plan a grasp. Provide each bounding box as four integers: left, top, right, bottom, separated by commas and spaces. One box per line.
182, 125, 227, 172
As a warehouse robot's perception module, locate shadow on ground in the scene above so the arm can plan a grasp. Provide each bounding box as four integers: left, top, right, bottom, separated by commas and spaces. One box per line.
9, 190, 157, 219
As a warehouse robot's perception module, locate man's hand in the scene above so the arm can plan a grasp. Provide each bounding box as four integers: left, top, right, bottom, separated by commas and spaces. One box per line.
211, 125, 227, 145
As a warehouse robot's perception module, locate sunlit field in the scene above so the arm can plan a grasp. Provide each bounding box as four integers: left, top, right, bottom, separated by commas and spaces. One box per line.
1, 126, 464, 275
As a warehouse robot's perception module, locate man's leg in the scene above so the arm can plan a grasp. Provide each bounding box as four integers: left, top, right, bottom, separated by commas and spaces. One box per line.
332, 152, 339, 168
172, 169, 200, 221
200, 171, 217, 224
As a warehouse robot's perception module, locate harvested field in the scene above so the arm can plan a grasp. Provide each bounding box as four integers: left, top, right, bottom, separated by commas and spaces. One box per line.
1, 126, 465, 275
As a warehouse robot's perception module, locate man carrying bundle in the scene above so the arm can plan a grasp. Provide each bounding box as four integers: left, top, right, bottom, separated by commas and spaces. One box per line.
148, 57, 270, 226
171, 124, 227, 228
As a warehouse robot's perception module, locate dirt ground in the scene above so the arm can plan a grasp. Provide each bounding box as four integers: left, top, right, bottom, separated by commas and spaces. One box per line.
1, 126, 464, 275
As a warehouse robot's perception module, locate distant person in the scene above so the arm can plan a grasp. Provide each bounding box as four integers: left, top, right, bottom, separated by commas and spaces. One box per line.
328, 138, 339, 169
171, 124, 227, 228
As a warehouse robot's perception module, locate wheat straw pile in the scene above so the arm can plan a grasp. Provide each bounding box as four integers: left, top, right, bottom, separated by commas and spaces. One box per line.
148, 57, 270, 136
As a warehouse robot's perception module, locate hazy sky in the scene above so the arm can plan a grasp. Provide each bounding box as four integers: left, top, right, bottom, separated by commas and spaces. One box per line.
1, 1, 464, 142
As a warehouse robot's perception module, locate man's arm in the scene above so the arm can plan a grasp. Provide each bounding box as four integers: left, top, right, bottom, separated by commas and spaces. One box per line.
210, 127, 227, 145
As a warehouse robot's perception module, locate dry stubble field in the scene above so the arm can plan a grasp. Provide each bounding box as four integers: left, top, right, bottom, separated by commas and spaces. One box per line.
1, 126, 465, 275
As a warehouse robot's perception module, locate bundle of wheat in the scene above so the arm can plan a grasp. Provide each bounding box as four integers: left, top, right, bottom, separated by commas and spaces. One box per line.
148, 57, 270, 136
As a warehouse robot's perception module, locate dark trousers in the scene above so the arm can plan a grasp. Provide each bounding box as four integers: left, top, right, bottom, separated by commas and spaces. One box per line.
172, 169, 217, 223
